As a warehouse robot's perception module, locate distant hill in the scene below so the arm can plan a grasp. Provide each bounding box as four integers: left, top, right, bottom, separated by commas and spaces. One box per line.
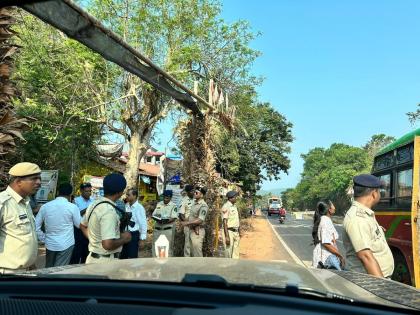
257, 188, 289, 197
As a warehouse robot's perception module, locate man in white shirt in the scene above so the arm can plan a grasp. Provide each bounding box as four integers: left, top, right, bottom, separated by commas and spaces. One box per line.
70, 182, 94, 264
120, 188, 147, 259
35, 183, 81, 267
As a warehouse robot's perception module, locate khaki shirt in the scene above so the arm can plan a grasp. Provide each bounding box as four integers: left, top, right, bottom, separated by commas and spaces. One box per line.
81, 197, 120, 255
152, 201, 178, 228
179, 196, 193, 219
343, 201, 394, 277
0, 186, 38, 269
221, 201, 239, 229
189, 199, 209, 224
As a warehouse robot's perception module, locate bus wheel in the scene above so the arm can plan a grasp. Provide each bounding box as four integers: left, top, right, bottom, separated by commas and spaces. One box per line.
391, 252, 412, 286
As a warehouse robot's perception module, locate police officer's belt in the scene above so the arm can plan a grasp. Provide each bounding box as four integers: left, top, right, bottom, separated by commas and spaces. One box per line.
228, 227, 239, 232
155, 226, 172, 231
90, 252, 120, 259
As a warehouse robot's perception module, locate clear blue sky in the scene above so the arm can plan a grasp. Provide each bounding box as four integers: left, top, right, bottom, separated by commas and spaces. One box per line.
154, 0, 420, 190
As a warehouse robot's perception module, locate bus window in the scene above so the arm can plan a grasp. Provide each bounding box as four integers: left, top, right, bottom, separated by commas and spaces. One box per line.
396, 168, 413, 208
396, 144, 414, 165
379, 173, 392, 197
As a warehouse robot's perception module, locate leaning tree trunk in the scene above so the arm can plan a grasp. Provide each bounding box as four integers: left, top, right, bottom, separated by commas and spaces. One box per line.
0, 7, 28, 189
122, 86, 159, 189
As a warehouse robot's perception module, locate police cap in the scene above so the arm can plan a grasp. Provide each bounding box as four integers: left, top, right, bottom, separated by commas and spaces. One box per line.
195, 186, 207, 195
226, 190, 238, 199
9, 162, 41, 177
353, 174, 381, 188
163, 190, 173, 197
184, 184, 194, 192
103, 173, 127, 194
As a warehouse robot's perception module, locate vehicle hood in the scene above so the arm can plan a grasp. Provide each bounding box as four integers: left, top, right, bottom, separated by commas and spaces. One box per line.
28, 258, 420, 310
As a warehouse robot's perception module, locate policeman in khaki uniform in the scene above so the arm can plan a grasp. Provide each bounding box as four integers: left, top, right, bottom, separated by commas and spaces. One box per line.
80, 173, 131, 264
181, 187, 208, 257
222, 191, 240, 259
178, 185, 194, 257
0, 162, 41, 274
343, 174, 394, 278
152, 190, 178, 257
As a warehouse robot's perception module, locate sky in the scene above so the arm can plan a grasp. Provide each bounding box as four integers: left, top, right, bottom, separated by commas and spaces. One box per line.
154, 0, 420, 191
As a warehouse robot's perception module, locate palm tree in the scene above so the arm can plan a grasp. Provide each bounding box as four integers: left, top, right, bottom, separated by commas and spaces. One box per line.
0, 7, 28, 188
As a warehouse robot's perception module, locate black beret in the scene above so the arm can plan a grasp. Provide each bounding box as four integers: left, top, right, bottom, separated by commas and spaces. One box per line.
163, 190, 173, 197
353, 174, 381, 188
195, 186, 207, 195
184, 184, 194, 192
226, 191, 238, 199
103, 173, 127, 194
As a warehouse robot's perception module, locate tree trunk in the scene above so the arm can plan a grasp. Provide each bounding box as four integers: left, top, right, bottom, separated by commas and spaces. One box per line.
0, 8, 28, 189
124, 128, 150, 189
178, 114, 223, 257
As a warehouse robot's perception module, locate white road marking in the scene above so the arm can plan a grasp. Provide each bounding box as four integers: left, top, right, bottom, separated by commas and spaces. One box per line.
265, 215, 306, 267
302, 260, 312, 267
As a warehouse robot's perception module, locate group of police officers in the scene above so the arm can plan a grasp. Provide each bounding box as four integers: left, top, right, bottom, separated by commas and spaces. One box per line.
151, 184, 240, 258
0, 161, 395, 283
0, 162, 241, 273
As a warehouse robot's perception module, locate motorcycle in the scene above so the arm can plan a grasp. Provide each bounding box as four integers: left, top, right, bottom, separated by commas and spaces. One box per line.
279, 215, 286, 224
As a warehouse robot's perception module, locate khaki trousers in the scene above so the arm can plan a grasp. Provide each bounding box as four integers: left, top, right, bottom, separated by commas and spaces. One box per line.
223, 230, 240, 259
190, 227, 205, 257
184, 226, 191, 257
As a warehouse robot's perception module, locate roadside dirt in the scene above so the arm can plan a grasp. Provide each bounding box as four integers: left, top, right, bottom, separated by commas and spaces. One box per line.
239, 214, 294, 262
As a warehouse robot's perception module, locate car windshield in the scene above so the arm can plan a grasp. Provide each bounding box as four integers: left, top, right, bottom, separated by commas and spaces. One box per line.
1, 0, 420, 312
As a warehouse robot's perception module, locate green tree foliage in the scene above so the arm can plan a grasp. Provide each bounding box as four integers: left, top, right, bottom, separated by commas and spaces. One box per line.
215, 88, 293, 193
291, 143, 370, 213
86, 0, 262, 187
407, 104, 420, 124
363, 134, 395, 163
281, 188, 296, 210
13, 12, 112, 177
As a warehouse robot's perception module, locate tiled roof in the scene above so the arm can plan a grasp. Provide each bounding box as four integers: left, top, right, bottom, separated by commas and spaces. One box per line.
138, 162, 160, 177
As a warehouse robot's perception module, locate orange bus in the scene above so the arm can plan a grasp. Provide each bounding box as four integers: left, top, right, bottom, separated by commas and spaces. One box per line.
372, 128, 420, 287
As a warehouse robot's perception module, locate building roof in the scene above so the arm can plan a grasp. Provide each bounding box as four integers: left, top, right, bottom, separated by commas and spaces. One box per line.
145, 151, 165, 157
139, 163, 160, 177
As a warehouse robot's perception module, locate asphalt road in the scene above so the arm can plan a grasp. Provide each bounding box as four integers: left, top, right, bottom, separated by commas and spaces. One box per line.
266, 213, 345, 267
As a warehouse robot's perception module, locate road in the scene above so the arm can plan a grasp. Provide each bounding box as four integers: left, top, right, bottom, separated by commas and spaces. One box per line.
266, 213, 345, 267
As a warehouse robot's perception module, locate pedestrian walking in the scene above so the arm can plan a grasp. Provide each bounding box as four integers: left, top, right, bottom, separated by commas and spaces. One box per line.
152, 190, 178, 257
70, 182, 94, 264
120, 188, 147, 259
343, 174, 394, 278
0, 162, 41, 274
178, 184, 194, 257
222, 191, 240, 259
35, 183, 81, 268
311, 200, 345, 270
180, 186, 208, 257
80, 173, 131, 264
